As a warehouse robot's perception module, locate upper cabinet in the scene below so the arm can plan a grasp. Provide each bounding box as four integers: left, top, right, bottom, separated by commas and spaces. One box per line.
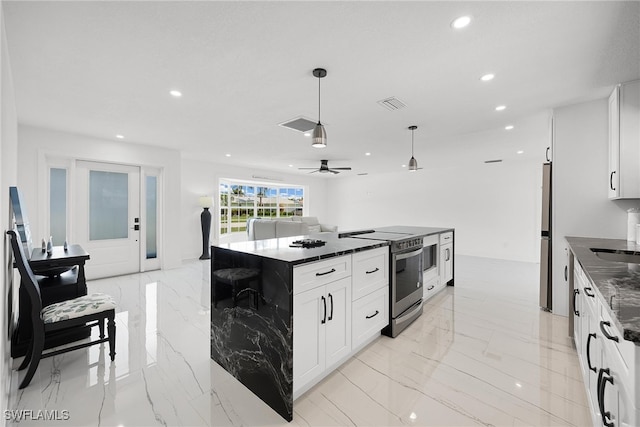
608, 80, 640, 199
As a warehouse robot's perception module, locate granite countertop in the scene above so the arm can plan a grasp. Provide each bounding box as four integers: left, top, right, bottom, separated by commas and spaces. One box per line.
374, 225, 454, 237
214, 233, 389, 266
566, 236, 640, 344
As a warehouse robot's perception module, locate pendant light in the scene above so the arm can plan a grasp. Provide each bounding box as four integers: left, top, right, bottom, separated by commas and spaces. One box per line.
408, 125, 418, 171
312, 68, 327, 148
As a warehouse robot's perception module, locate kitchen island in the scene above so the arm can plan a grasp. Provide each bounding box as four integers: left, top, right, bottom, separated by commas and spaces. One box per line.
210, 233, 389, 421
211, 226, 454, 421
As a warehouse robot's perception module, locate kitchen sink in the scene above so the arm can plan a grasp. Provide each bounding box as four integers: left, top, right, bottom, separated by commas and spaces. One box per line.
590, 248, 640, 263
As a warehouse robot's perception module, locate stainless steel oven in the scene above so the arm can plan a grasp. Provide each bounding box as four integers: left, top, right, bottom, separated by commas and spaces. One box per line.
388, 239, 423, 337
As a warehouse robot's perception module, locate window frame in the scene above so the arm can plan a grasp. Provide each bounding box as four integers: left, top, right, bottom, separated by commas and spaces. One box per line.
218, 178, 306, 238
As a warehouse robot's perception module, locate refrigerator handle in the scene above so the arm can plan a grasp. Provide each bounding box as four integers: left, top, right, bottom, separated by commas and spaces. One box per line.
564, 265, 568, 281
545, 147, 550, 162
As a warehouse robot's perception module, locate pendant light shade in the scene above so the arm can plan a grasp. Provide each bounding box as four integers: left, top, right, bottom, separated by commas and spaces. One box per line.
312, 68, 327, 148
408, 125, 418, 172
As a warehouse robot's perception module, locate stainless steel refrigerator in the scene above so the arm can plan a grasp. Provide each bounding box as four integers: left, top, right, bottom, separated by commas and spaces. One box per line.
539, 162, 552, 311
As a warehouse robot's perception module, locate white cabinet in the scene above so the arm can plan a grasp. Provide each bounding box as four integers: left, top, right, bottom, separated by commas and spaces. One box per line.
572, 260, 640, 427
351, 246, 389, 351
608, 80, 640, 200
293, 276, 351, 395
440, 242, 453, 285
352, 287, 388, 350
352, 247, 388, 301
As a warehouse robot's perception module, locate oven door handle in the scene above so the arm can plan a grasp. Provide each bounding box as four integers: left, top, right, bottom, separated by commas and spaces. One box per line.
395, 299, 424, 326
395, 248, 423, 261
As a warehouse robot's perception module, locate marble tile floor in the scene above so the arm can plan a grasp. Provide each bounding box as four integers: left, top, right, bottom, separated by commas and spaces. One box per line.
6, 255, 591, 427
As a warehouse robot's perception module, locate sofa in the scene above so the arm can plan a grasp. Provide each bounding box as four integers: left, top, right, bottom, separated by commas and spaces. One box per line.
246, 216, 337, 241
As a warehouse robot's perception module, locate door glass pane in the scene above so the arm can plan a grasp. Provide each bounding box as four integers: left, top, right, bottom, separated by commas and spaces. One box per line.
50, 168, 67, 245
90, 170, 128, 240
146, 175, 157, 259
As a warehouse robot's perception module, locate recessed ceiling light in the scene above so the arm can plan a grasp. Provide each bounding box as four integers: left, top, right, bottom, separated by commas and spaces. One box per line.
115, 134, 124, 139
480, 73, 495, 82
288, 164, 293, 167
365, 152, 371, 156
451, 15, 471, 29
401, 164, 407, 168
517, 150, 524, 154
303, 132, 311, 137
505, 125, 514, 130
225, 153, 231, 157
495, 105, 506, 111
169, 90, 182, 97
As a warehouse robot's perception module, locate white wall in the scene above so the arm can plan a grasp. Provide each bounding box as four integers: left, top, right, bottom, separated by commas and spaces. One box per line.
16, 125, 182, 271
551, 98, 638, 316
1, 2, 18, 421
181, 157, 329, 260
325, 158, 543, 263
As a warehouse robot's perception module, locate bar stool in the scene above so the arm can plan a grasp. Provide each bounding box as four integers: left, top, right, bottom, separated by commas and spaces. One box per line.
212, 268, 262, 309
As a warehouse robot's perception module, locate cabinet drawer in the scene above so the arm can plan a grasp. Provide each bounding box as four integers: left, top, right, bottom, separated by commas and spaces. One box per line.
293, 255, 351, 295
352, 247, 389, 301
352, 287, 388, 350
439, 232, 453, 245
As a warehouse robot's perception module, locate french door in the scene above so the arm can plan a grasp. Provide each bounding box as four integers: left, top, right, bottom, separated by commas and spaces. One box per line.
75, 161, 141, 279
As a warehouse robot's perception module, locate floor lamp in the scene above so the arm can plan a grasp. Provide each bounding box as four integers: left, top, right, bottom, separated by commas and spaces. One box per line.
199, 196, 213, 260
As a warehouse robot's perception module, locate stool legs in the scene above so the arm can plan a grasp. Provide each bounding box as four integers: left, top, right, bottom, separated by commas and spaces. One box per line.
107, 313, 116, 361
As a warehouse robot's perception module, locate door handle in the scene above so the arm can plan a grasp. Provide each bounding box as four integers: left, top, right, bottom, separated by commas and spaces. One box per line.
599, 321, 619, 342
586, 333, 597, 373
131, 224, 140, 231
365, 267, 379, 274
328, 293, 334, 321
564, 265, 568, 281
366, 310, 379, 319
316, 268, 335, 277
573, 289, 580, 316
584, 287, 595, 298
610, 171, 616, 191
545, 147, 550, 162
321, 296, 326, 324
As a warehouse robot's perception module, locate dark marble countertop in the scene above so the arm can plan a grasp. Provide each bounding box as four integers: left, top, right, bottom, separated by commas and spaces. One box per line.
214, 233, 389, 266
566, 236, 640, 345
374, 225, 454, 237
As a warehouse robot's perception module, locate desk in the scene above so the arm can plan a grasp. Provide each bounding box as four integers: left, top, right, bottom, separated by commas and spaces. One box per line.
11, 245, 91, 357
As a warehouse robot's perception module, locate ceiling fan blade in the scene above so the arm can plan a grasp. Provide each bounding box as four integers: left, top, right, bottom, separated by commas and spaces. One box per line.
329, 170, 340, 174
298, 167, 318, 170
331, 167, 352, 170
308, 170, 319, 174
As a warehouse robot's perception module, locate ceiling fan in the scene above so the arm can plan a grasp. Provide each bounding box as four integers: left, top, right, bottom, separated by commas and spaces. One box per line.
299, 160, 352, 174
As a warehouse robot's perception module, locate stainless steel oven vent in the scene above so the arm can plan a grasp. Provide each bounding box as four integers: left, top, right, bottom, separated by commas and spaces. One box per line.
377, 97, 407, 111
278, 116, 317, 133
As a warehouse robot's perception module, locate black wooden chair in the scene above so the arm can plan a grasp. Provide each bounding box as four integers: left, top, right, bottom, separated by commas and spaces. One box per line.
7, 230, 116, 389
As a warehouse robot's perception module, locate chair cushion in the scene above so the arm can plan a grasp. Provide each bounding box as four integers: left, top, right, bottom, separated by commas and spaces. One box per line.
41, 293, 116, 324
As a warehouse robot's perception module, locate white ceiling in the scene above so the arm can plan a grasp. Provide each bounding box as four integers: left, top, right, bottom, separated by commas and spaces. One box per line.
3, 1, 639, 176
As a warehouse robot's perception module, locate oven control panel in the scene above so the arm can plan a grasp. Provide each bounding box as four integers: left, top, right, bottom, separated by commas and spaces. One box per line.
392, 238, 423, 252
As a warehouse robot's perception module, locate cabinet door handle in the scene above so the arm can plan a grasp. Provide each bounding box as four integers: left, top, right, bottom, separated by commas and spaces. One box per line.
328, 293, 334, 321
445, 248, 450, 261
321, 296, 326, 324
366, 310, 379, 319
598, 368, 615, 427
610, 171, 616, 191
573, 289, 580, 317
584, 287, 595, 298
564, 265, 568, 281
586, 333, 597, 373
599, 320, 619, 342
316, 268, 336, 277
545, 147, 550, 162
366, 267, 379, 274
427, 285, 434, 291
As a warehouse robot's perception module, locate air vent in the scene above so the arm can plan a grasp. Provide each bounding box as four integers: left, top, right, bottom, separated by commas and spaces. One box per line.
377, 97, 407, 111
278, 116, 316, 133
484, 159, 503, 164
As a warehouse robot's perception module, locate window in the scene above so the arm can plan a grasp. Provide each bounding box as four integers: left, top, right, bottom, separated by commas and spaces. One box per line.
219, 179, 305, 236
49, 168, 67, 245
